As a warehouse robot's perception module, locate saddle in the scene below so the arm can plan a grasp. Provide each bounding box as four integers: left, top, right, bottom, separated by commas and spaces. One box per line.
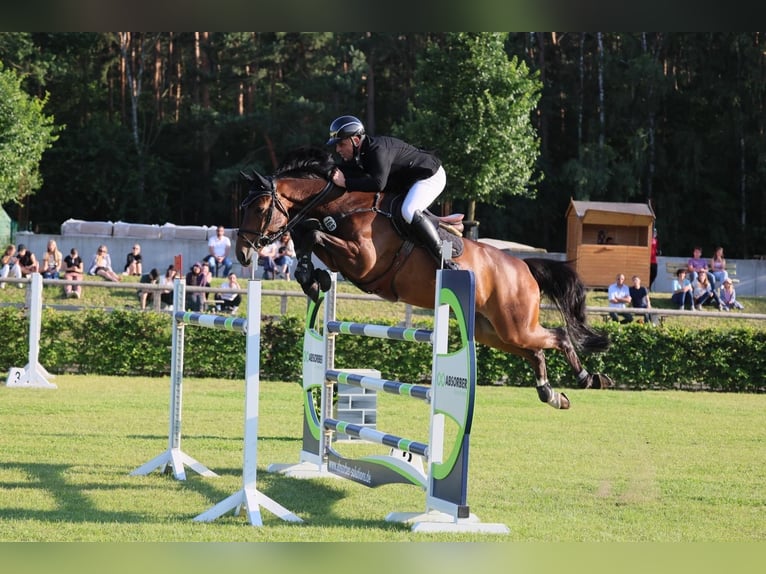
388, 195, 466, 259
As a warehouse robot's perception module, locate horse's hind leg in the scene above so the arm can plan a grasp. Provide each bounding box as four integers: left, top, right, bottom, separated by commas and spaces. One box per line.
475, 316, 569, 410
527, 348, 570, 410
548, 325, 613, 389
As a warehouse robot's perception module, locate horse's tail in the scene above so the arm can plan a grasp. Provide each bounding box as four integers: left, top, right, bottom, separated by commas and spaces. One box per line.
524, 257, 610, 354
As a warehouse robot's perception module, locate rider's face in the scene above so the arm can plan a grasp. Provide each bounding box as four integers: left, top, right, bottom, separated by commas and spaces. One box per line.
334, 137, 358, 161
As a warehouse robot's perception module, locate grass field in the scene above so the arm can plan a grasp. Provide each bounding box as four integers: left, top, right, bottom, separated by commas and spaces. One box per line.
1, 375, 764, 543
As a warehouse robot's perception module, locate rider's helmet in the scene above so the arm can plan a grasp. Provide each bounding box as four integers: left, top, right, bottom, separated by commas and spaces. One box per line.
326, 115, 365, 145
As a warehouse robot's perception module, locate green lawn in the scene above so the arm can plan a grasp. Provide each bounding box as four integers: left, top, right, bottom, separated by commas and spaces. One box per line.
1, 375, 764, 542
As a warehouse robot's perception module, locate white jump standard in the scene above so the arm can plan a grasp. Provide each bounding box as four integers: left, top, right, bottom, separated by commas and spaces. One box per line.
269, 269, 509, 534
131, 279, 301, 527
5, 273, 57, 389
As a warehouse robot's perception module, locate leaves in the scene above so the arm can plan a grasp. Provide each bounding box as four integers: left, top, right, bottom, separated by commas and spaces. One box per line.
0, 62, 59, 204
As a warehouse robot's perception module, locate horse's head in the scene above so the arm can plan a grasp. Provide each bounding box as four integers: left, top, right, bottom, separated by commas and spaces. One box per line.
235, 147, 336, 267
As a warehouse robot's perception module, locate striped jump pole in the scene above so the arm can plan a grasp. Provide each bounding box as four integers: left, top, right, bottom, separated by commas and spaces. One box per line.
269, 269, 509, 534
131, 278, 301, 527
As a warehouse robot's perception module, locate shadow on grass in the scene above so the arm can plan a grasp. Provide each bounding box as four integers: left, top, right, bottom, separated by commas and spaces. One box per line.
0, 461, 148, 523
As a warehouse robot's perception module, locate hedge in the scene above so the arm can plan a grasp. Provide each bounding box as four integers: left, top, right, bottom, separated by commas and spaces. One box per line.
0, 308, 763, 392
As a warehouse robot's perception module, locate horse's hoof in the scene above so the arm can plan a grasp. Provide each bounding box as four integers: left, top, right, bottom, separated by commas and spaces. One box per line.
314, 268, 332, 291
301, 281, 321, 303
559, 392, 570, 409
593, 373, 614, 389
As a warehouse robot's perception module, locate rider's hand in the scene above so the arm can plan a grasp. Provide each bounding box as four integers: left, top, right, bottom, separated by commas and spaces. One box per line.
332, 167, 346, 189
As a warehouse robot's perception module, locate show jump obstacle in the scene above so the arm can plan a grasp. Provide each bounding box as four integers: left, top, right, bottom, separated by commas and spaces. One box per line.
131, 279, 302, 527
5, 273, 57, 389
269, 269, 509, 534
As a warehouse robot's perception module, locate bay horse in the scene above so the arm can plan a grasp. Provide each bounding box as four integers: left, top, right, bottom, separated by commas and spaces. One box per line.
236, 147, 612, 410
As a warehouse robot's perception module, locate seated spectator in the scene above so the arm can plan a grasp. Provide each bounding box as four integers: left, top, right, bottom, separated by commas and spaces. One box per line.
214, 272, 242, 314
88, 245, 122, 282
257, 241, 278, 280
691, 268, 722, 310
201, 261, 215, 307
205, 225, 233, 278
63, 247, 84, 298
671, 268, 694, 310
124, 244, 143, 276
608, 272, 633, 324
629, 275, 658, 325
687, 246, 716, 290
16, 244, 40, 280
0, 244, 22, 289
138, 268, 160, 310
274, 232, 296, 280
41, 239, 63, 279
709, 246, 729, 289
159, 265, 178, 309
185, 262, 209, 312
719, 278, 744, 311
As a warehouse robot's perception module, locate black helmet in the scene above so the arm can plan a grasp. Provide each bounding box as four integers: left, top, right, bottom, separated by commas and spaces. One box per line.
326, 115, 365, 145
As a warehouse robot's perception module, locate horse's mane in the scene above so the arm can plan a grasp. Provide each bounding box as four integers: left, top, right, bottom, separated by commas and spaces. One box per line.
275, 147, 335, 180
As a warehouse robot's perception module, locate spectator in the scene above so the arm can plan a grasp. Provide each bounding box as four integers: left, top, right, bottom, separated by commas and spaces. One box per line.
649, 228, 660, 290
274, 232, 296, 280
1, 244, 22, 289
124, 244, 143, 277
205, 225, 233, 278
709, 246, 729, 289
629, 275, 658, 325
200, 261, 214, 307
691, 268, 722, 311
201, 260, 214, 284
159, 265, 178, 309
686, 246, 716, 290
257, 241, 278, 280
63, 247, 84, 298
88, 245, 122, 282
607, 272, 633, 324
214, 272, 242, 314
719, 278, 744, 311
185, 261, 209, 312
671, 268, 694, 310
138, 268, 160, 310
41, 239, 63, 279
17, 244, 40, 278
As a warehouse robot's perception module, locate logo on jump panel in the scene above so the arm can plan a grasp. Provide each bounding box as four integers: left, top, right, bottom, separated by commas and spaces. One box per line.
303, 350, 323, 364
436, 371, 467, 389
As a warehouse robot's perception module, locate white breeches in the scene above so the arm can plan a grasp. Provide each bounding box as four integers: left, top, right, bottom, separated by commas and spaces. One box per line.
401, 165, 446, 223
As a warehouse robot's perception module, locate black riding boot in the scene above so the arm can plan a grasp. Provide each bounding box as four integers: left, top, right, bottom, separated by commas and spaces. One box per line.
410, 210, 459, 270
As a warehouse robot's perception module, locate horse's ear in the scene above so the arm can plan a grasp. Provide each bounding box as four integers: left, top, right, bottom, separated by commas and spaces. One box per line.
241, 169, 272, 190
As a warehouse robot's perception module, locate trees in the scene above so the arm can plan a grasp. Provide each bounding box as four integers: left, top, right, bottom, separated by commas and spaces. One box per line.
397, 33, 542, 222
0, 33, 765, 258
0, 61, 58, 206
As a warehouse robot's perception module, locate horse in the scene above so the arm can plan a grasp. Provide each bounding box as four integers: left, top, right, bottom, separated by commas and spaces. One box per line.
235, 147, 613, 409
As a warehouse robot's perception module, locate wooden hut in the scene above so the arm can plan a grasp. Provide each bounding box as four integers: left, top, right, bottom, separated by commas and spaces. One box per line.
565, 199, 656, 289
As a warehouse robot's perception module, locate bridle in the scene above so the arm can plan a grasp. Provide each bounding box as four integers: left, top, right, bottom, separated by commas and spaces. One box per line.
237, 176, 336, 251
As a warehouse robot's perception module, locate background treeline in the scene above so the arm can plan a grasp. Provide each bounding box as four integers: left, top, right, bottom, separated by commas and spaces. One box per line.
1, 32, 764, 258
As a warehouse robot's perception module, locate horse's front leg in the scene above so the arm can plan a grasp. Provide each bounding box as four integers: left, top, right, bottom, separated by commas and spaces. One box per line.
293, 227, 335, 301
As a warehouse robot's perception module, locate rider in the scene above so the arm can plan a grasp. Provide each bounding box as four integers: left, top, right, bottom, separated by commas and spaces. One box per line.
326, 114, 458, 270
